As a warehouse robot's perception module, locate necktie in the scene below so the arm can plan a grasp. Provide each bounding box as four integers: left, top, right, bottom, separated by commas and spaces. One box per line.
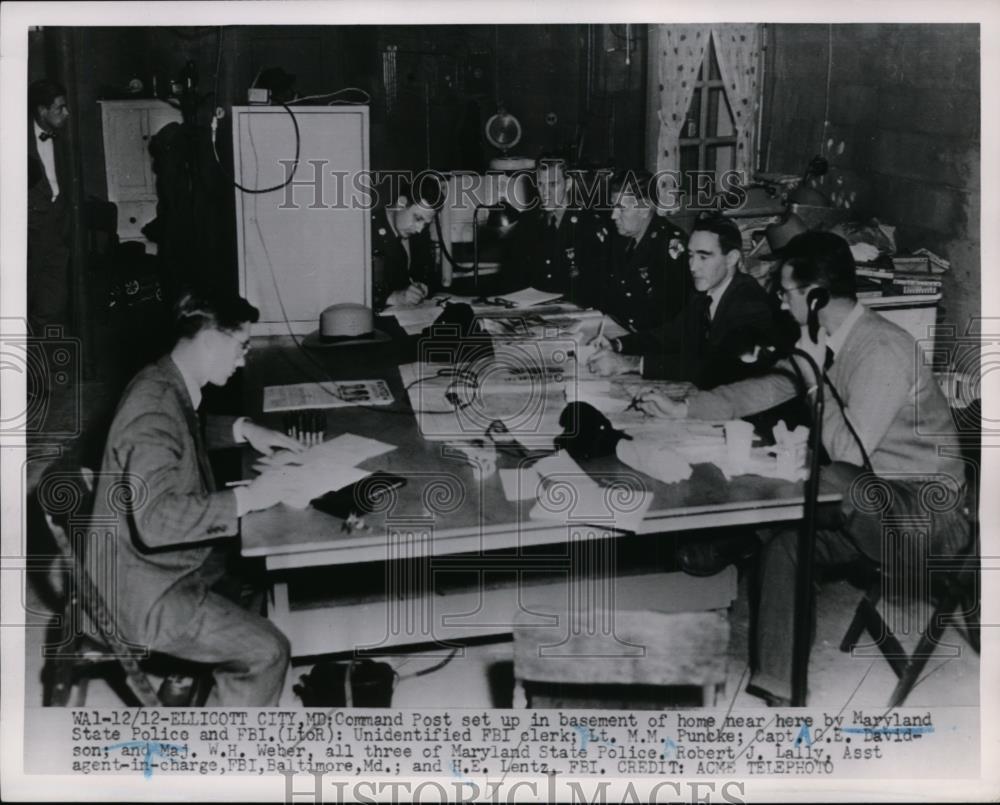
824, 346, 835, 372
624, 239, 636, 260
39, 131, 53, 142
698, 294, 712, 340
547, 212, 558, 231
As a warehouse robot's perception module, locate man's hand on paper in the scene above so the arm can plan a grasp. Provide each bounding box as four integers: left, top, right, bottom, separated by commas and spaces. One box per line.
586, 350, 640, 377
588, 333, 614, 352
243, 470, 305, 512
634, 389, 688, 419
242, 421, 304, 456
387, 283, 428, 307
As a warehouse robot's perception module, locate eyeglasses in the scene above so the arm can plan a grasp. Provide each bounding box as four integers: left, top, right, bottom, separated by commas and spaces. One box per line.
776, 284, 808, 301
220, 330, 251, 355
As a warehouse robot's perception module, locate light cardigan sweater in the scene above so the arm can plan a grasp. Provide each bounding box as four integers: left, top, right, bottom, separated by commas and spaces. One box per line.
687, 307, 963, 480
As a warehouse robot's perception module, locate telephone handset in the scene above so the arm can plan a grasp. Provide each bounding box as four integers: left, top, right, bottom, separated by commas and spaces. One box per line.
806, 287, 830, 344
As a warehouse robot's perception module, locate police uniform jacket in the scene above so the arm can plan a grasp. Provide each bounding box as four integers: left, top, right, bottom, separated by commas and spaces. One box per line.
371, 207, 434, 310
600, 214, 691, 333
499, 207, 606, 306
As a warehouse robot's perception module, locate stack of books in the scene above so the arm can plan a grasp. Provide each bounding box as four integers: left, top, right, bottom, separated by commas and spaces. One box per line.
854, 252, 948, 298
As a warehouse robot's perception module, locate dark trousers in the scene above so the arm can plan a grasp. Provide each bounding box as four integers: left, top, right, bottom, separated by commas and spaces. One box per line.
142, 549, 290, 706
28, 205, 71, 335
750, 463, 970, 702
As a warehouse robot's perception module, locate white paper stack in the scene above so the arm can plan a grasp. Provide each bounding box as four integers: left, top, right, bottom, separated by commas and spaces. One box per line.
527, 452, 652, 533
251, 433, 398, 508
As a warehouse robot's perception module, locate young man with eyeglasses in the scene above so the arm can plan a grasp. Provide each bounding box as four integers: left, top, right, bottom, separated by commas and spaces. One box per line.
634, 231, 969, 705
88, 290, 304, 705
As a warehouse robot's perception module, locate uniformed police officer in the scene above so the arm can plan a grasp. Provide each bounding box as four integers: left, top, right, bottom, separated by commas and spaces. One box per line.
597, 170, 692, 333
497, 159, 606, 306
371, 177, 442, 311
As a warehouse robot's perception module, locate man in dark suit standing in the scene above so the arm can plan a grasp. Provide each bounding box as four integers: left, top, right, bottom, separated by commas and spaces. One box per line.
28, 78, 72, 334
589, 215, 782, 388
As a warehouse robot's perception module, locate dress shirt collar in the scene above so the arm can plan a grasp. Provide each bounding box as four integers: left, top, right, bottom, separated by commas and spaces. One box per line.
545, 207, 567, 228
826, 300, 864, 357
170, 354, 202, 411
705, 272, 734, 320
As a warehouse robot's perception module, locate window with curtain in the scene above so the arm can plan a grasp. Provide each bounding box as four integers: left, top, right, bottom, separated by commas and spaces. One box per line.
650, 24, 762, 210
678, 36, 738, 202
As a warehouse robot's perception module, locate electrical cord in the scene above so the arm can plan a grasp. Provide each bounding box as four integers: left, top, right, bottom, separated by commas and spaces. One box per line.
394, 648, 459, 682
286, 87, 372, 105
402, 368, 480, 415
211, 102, 301, 194
824, 374, 874, 473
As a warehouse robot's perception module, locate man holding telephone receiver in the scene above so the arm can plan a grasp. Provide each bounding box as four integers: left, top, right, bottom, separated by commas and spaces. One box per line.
635, 232, 969, 705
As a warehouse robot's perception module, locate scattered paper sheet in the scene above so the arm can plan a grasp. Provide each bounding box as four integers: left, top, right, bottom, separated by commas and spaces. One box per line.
569, 378, 697, 416
253, 433, 397, 476
263, 380, 393, 412
529, 451, 652, 533
616, 440, 693, 485
673, 444, 808, 482
387, 304, 446, 335
261, 463, 373, 509
495, 287, 565, 307
498, 466, 543, 501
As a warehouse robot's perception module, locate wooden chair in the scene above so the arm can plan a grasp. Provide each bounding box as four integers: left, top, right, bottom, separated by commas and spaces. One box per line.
839, 402, 980, 707
513, 609, 730, 709
839, 541, 979, 707
38, 467, 208, 706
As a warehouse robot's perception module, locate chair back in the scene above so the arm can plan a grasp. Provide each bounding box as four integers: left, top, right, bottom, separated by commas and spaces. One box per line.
37, 465, 162, 705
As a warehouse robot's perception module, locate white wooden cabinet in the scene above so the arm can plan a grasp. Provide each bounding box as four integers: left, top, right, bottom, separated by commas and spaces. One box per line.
99, 99, 183, 249
861, 293, 941, 353
232, 106, 371, 334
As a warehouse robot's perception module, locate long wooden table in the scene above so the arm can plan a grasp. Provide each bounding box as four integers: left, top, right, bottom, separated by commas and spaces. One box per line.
240, 331, 840, 658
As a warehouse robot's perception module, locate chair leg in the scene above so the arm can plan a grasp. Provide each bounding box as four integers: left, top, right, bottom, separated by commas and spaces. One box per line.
512, 681, 527, 709
702, 683, 723, 707
73, 676, 92, 707
841, 596, 909, 678
42, 656, 78, 706
888, 608, 949, 708
119, 656, 163, 707
839, 601, 870, 653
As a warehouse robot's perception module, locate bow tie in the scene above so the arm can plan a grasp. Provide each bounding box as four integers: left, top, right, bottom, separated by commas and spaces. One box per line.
38, 131, 54, 142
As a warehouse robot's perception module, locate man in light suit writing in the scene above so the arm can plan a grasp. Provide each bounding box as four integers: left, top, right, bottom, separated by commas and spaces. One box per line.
89, 291, 304, 705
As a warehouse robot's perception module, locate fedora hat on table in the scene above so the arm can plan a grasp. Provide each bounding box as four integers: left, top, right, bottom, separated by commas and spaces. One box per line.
302, 303, 392, 348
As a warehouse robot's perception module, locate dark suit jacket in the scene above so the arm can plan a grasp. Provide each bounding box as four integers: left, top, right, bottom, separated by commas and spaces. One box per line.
28, 120, 71, 330
88, 356, 241, 644
371, 207, 434, 310
598, 214, 692, 333
623, 271, 783, 388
